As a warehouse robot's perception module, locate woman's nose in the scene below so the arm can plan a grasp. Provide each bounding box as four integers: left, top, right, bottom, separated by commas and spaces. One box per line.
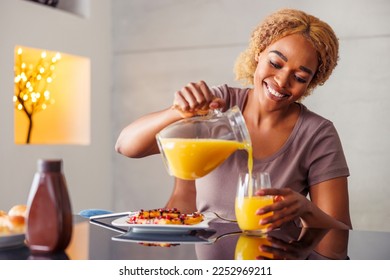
274, 71, 290, 88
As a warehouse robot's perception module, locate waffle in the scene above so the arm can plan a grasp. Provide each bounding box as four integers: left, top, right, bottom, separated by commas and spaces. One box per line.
127, 208, 204, 225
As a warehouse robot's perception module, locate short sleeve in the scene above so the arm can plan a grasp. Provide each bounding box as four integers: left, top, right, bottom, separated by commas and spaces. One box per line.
209, 84, 249, 111
306, 121, 350, 186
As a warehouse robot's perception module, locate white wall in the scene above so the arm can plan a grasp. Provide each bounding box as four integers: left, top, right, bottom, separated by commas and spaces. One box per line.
0, 0, 112, 213
112, 0, 390, 231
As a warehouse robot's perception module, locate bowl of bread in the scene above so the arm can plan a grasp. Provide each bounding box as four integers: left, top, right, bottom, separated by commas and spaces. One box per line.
0, 205, 27, 249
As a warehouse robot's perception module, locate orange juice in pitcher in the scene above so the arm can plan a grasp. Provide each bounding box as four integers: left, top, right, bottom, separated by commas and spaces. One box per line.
156, 106, 252, 180
159, 138, 248, 180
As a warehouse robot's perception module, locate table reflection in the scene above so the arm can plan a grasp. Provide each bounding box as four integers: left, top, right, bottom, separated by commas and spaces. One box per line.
195, 221, 348, 260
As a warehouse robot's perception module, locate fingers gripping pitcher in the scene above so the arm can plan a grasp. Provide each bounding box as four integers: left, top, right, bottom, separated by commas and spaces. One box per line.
156, 106, 252, 180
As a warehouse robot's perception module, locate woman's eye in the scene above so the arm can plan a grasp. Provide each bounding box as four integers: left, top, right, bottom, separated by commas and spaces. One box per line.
270, 61, 282, 69
269, 59, 308, 84
295, 75, 307, 83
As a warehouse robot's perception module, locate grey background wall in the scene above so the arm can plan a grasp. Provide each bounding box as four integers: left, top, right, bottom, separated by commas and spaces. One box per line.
1, 0, 389, 232
112, 0, 390, 232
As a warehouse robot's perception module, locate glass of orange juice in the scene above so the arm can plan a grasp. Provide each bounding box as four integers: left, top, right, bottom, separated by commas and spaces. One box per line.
235, 172, 273, 235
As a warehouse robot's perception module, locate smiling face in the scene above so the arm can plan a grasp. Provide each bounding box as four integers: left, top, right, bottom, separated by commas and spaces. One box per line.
253, 34, 319, 109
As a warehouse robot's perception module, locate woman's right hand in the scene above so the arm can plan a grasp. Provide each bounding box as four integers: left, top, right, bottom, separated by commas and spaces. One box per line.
172, 80, 225, 118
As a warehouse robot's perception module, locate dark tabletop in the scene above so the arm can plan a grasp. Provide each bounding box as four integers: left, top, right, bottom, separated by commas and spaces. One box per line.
1, 214, 389, 260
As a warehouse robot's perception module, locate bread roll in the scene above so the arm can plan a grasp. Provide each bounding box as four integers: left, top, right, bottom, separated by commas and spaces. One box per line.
0, 212, 11, 235
7, 215, 25, 233
0, 210, 6, 216
0, 205, 27, 235
8, 204, 27, 218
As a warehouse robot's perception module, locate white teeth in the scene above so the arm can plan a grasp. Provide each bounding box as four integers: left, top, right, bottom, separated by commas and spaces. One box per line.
267, 85, 285, 98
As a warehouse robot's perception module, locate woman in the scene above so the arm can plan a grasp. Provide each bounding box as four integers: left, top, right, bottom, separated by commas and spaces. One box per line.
115, 8, 352, 230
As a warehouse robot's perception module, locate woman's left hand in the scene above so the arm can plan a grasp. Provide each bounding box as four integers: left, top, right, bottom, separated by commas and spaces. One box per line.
255, 188, 310, 230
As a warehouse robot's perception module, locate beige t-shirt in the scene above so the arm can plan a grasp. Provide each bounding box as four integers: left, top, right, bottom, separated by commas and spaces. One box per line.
196, 85, 350, 219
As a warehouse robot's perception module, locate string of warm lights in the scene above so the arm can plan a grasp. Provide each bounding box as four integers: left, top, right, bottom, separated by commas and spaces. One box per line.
13, 47, 61, 143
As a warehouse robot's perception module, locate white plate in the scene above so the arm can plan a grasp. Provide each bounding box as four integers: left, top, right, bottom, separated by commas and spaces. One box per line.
112, 212, 215, 234
112, 230, 214, 245
0, 233, 25, 250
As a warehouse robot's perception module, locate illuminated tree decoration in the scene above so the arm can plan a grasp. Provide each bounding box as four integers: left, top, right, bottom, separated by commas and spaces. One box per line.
14, 48, 61, 144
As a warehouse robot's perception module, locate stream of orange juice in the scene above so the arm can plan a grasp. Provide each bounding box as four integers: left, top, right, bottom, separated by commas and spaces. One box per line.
160, 138, 252, 180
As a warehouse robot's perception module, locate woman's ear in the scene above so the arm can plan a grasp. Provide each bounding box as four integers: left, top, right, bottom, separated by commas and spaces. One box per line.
255, 53, 260, 62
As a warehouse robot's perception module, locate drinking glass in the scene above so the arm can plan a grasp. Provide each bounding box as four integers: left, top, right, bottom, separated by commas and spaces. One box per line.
235, 172, 273, 235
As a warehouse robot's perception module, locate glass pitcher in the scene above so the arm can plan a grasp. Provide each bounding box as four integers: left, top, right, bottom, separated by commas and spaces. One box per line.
156, 106, 252, 180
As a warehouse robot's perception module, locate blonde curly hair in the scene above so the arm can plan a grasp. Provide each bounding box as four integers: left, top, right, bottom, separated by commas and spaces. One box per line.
234, 8, 339, 95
